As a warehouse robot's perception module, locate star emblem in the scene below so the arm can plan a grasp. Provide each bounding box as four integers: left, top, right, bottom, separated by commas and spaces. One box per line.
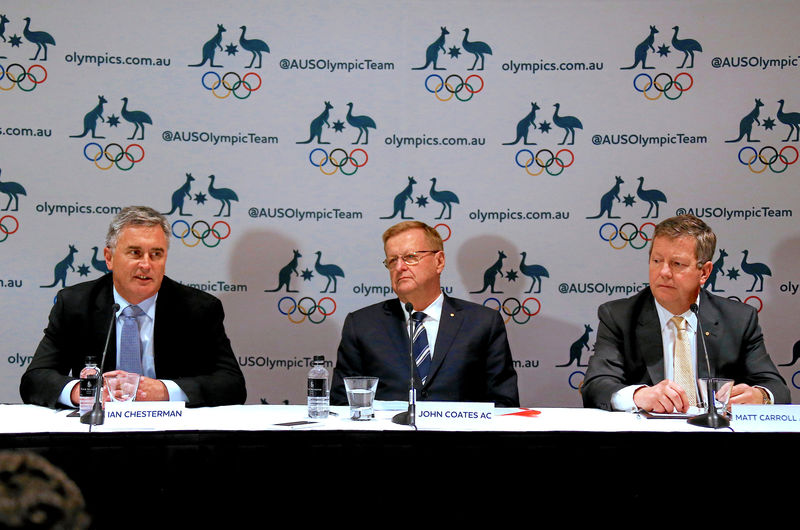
623, 194, 636, 207
538, 121, 552, 134
301, 268, 314, 281
762, 117, 776, 130
505, 269, 519, 281
107, 114, 120, 127
726, 268, 740, 280
225, 43, 238, 56
77, 264, 91, 277
9, 34, 22, 48
657, 44, 671, 57
448, 46, 461, 59
332, 120, 345, 132
194, 192, 207, 205
415, 195, 428, 207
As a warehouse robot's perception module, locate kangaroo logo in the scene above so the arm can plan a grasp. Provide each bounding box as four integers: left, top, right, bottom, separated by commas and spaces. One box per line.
503, 102, 540, 145
22, 17, 55, 61
670, 26, 702, 69
556, 325, 593, 367
188, 24, 226, 68
519, 252, 549, 293
0, 169, 26, 212
586, 176, 624, 219
381, 176, 417, 219
297, 101, 333, 144
726, 99, 764, 143
412, 26, 449, 71
703, 249, 727, 293
740, 250, 771, 292
620, 25, 658, 70
265, 250, 302, 293
69, 95, 107, 139
163, 173, 195, 216
0, 14, 9, 47
40, 244, 78, 288
470, 251, 507, 294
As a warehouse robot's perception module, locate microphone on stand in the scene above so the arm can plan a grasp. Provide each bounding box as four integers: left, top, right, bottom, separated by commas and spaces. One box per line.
687, 303, 730, 428
81, 303, 120, 428
392, 302, 417, 428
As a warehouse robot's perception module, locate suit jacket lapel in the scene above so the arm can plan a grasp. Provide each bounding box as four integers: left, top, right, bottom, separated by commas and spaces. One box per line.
384, 299, 414, 366
428, 295, 463, 384
636, 295, 665, 384
93, 275, 117, 372
696, 290, 722, 379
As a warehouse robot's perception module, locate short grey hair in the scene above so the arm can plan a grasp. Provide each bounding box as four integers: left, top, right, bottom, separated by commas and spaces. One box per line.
105, 206, 170, 250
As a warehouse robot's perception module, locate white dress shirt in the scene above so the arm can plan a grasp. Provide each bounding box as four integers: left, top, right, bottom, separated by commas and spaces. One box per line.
402, 293, 444, 359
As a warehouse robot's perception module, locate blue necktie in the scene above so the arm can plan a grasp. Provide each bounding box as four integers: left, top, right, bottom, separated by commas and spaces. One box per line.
119, 305, 144, 374
412, 312, 431, 385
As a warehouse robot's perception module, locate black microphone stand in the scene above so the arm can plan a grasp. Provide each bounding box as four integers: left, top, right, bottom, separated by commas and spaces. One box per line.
81, 303, 119, 428
687, 303, 730, 429
392, 302, 417, 428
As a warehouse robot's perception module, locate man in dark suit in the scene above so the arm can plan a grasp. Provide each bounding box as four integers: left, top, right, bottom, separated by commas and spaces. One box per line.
582, 214, 789, 412
20, 206, 246, 408
331, 221, 519, 407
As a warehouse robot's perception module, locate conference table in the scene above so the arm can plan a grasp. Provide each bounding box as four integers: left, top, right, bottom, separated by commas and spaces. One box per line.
1, 403, 797, 524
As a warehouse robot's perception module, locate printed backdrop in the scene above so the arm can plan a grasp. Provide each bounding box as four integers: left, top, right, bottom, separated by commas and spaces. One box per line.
1, 0, 799, 407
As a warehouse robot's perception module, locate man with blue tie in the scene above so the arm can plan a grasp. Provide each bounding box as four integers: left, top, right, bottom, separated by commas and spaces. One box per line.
20, 206, 246, 408
581, 214, 789, 412
330, 221, 519, 407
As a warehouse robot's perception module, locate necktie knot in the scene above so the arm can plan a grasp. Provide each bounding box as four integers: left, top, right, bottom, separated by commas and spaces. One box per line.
122, 305, 144, 320
670, 315, 686, 335
411, 311, 426, 324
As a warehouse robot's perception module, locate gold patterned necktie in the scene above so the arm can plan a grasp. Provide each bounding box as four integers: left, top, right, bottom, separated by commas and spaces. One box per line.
670, 316, 697, 406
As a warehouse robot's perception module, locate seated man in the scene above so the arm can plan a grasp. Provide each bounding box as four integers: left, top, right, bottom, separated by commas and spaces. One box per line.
20, 206, 246, 408
331, 221, 519, 407
582, 214, 789, 412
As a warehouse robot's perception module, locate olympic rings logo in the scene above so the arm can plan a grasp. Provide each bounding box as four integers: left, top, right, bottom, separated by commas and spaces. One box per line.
632, 72, 693, 101
482, 297, 541, 325
514, 148, 575, 176
171, 219, 232, 248
201, 71, 262, 99
597, 222, 656, 250
308, 147, 368, 175
83, 142, 145, 171
424, 73, 484, 102
277, 296, 337, 324
726, 295, 763, 313
737, 145, 798, 174
568, 370, 585, 391
0, 215, 19, 243
0, 63, 47, 92
434, 223, 451, 242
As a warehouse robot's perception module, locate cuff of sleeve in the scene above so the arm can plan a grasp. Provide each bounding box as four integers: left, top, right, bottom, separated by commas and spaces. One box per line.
161, 379, 188, 402
611, 384, 647, 412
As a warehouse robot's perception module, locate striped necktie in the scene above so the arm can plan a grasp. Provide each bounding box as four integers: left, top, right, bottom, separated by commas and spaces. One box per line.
412, 311, 431, 385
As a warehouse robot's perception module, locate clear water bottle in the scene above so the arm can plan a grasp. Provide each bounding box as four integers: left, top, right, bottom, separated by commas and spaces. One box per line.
79, 356, 100, 416
307, 355, 329, 418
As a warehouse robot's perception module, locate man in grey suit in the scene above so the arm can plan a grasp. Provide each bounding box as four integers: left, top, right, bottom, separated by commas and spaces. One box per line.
582, 214, 789, 412
331, 221, 519, 407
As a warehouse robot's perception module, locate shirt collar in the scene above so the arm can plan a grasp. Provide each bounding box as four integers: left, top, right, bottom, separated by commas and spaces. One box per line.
654, 295, 698, 333
403, 292, 444, 323
112, 287, 158, 321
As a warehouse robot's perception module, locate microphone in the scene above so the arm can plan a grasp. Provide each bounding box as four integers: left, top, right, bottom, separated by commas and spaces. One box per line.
81, 303, 120, 427
687, 303, 730, 428
392, 302, 417, 427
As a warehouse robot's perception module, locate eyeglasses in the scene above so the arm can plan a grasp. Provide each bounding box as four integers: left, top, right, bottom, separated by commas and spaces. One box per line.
383, 250, 439, 269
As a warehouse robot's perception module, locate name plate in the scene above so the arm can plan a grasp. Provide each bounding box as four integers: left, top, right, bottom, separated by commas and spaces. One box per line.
104, 401, 186, 430
731, 404, 800, 432
415, 401, 494, 429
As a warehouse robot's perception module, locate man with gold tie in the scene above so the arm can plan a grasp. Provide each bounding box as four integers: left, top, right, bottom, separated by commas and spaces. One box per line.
581, 214, 789, 412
